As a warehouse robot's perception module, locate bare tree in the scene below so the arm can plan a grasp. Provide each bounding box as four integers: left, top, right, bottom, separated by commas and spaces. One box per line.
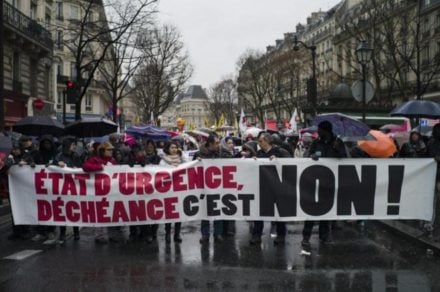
132, 24, 193, 124
98, 23, 146, 123
63, 0, 157, 120
337, 0, 440, 104
237, 50, 275, 128
208, 78, 238, 127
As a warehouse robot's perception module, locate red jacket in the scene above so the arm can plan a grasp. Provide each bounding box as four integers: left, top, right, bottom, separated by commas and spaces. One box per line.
82, 155, 116, 172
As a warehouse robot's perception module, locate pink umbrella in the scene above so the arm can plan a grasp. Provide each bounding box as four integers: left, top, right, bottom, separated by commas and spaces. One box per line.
123, 133, 136, 146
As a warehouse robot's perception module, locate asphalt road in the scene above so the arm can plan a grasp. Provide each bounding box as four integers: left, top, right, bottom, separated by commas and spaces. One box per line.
0, 221, 439, 291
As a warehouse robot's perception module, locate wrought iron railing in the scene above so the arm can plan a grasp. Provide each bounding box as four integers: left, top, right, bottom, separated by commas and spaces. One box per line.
3, 1, 53, 51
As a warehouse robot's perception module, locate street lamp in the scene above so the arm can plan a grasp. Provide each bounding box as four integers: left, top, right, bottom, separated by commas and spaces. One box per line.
356, 40, 373, 123
293, 35, 317, 117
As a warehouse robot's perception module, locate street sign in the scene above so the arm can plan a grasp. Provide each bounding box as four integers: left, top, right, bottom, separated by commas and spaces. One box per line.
351, 80, 375, 103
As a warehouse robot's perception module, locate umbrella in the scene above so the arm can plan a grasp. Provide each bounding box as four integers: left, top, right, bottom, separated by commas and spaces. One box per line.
312, 113, 370, 137
0, 136, 12, 153
125, 124, 171, 141
216, 125, 236, 131
379, 123, 407, 133
14, 116, 65, 137
65, 117, 117, 138
358, 130, 397, 158
243, 127, 263, 139
186, 129, 210, 138
390, 100, 440, 119
197, 128, 216, 135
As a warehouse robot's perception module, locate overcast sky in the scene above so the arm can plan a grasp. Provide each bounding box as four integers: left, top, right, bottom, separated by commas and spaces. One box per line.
157, 0, 342, 90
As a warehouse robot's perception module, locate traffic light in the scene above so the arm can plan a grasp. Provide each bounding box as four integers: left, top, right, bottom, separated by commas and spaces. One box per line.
65, 81, 80, 104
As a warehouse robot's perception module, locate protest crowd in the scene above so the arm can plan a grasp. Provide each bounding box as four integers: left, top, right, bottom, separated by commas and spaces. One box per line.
2, 118, 439, 250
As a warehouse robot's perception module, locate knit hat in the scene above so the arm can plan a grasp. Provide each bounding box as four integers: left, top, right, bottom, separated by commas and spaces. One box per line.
318, 121, 333, 133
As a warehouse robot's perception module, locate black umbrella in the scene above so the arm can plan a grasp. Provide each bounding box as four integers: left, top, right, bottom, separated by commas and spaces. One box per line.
13, 116, 65, 137
65, 117, 117, 138
0, 136, 12, 153
390, 100, 440, 119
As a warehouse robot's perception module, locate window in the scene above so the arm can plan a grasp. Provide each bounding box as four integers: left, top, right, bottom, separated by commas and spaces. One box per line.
86, 11, 94, 22
57, 31, 63, 50
30, 2, 37, 20
44, 14, 51, 30
57, 62, 63, 76
70, 5, 79, 20
57, 90, 63, 110
56, 2, 63, 20
70, 62, 77, 79
12, 52, 20, 81
85, 95, 92, 111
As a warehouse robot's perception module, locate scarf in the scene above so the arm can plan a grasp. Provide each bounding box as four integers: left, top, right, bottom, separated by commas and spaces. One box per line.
162, 154, 183, 166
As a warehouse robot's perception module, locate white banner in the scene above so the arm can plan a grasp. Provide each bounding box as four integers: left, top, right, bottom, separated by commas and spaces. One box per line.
8, 158, 437, 227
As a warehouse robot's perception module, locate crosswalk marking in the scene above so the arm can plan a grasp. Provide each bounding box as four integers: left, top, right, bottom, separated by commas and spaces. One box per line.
3, 249, 42, 260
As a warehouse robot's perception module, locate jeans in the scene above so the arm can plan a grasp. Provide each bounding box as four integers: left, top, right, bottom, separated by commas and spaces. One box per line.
302, 221, 330, 240
201, 220, 223, 236
252, 221, 286, 237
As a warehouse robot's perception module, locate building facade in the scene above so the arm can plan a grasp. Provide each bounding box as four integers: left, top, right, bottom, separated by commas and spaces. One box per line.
160, 85, 209, 130
237, 0, 440, 124
2, 0, 54, 125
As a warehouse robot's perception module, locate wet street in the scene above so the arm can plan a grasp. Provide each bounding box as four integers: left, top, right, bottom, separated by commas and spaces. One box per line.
0, 221, 439, 291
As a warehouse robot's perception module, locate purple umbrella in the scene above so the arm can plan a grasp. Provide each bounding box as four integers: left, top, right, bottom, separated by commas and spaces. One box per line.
312, 113, 370, 137
390, 100, 440, 119
125, 124, 171, 141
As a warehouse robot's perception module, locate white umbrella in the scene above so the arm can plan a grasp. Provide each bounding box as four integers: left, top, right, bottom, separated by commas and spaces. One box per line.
244, 127, 263, 139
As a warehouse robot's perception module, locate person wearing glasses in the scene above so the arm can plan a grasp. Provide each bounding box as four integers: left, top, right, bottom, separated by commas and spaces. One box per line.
83, 142, 116, 244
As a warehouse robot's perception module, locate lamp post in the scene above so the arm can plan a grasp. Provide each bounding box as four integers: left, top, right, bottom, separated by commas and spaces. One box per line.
293, 35, 317, 117
356, 40, 373, 123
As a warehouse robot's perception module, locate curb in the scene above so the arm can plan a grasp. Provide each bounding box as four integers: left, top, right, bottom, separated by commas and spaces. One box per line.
378, 220, 440, 253
0, 200, 10, 217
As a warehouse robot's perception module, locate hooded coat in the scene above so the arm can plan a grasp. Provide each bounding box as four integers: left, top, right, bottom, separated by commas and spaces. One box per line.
33, 135, 57, 165
54, 138, 82, 167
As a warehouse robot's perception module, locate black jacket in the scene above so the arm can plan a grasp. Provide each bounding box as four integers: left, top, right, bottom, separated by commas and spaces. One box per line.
309, 135, 346, 158
256, 145, 291, 158
54, 138, 82, 167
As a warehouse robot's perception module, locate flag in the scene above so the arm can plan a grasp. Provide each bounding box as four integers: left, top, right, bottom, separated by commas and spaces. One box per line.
289, 108, 298, 132
239, 108, 247, 133
217, 113, 225, 128
204, 117, 210, 127
264, 110, 268, 130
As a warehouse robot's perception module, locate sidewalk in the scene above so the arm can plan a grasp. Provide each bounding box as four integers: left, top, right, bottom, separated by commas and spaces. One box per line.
0, 198, 10, 217
379, 220, 440, 253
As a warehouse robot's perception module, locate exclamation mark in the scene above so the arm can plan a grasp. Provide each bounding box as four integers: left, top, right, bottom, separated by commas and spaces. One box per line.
387, 166, 404, 215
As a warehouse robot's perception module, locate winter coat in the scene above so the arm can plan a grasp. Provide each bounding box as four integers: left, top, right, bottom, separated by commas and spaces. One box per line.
193, 145, 220, 160
33, 135, 57, 165
308, 134, 347, 158
82, 155, 116, 172
54, 139, 82, 168
256, 145, 291, 158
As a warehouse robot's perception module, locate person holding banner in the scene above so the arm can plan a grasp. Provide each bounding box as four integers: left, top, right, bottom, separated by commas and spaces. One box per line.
126, 143, 152, 243
144, 140, 161, 240
193, 134, 224, 243
54, 137, 82, 243
220, 136, 237, 236
160, 141, 186, 243
302, 121, 346, 247
82, 142, 116, 244
250, 132, 290, 245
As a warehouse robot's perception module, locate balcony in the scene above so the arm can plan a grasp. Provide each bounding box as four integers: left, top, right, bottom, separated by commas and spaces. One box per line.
3, 1, 53, 53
